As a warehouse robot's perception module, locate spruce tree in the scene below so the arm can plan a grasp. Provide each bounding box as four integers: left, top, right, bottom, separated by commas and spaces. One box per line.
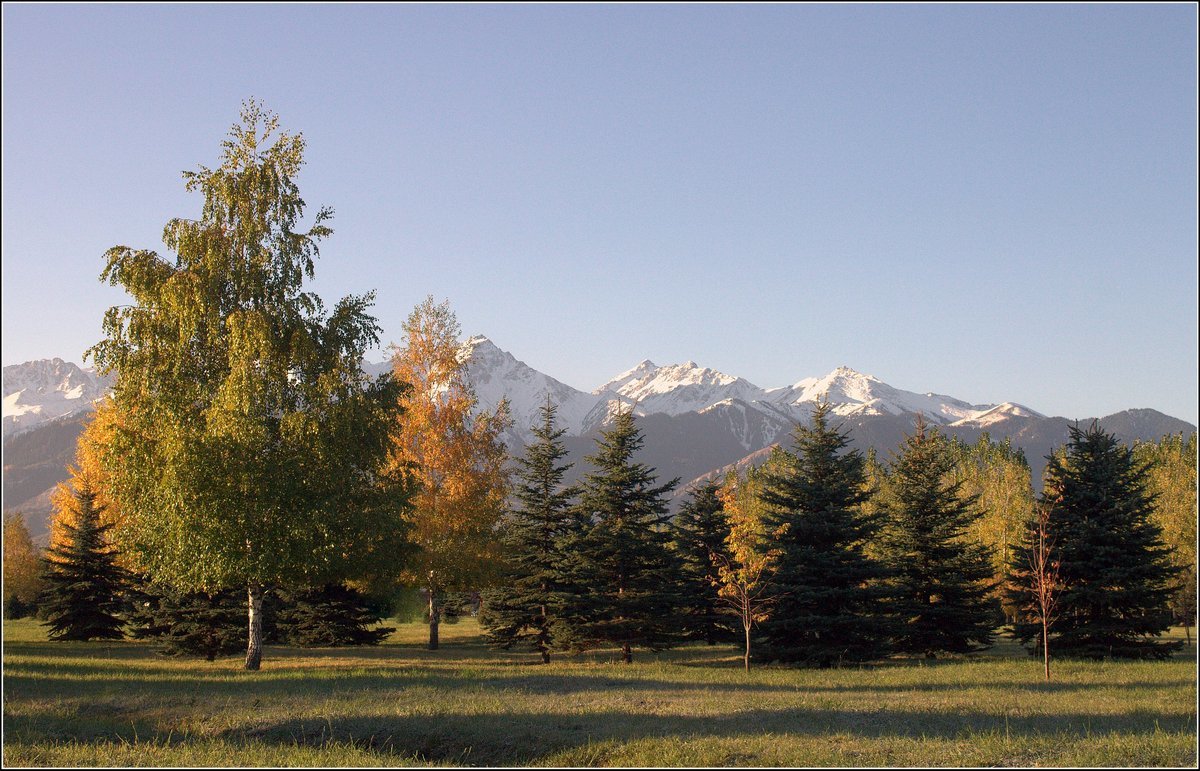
881, 418, 996, 657
479, 399, 577, 663
155, 588, 246, 660
669, 481, 738, 645
40, 484, 128, 641
756, 401, 893, 666
277, 583, 394, 647
1009, 422, 1182, 660
558, 406, 680, 663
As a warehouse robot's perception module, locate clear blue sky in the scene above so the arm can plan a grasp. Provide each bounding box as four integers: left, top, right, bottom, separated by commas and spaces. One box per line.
3, 4, 1197, 423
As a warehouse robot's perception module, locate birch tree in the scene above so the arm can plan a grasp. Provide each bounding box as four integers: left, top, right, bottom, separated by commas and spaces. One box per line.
88, 101, 410, 670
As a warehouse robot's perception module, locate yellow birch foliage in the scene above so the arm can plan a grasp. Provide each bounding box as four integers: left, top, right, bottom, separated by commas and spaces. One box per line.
948, 435, 1035, 587
713, 472, 781, 624
1135, 433, 1197, 572
387, 297, 511, 596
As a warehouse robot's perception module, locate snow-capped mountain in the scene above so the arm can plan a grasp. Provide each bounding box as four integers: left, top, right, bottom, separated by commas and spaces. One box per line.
0, 340, 1167, 449
4, 340, 1196, 541
2, 359, 112, 437
595, 360, 765, 422
458, 336, 598, 444
762, 365, 990, 423
949, 402, 1045, 428
458, 347, 1024, 445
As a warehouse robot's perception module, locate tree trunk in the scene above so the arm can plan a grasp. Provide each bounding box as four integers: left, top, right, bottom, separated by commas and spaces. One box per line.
244, 582, 264, 671
743, 622, 752, 672
539, 604, 550, 664
621, 641, 632, 664
1041, 619, 1050, 681
427, 588, 440, 651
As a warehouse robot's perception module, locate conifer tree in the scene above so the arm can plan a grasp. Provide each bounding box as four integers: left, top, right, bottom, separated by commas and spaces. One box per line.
881, 417, 996, 658
40, 483, 128, 641
669, 481, 737, 645
127, 582, 288, 658
147, 587, 246, 661
558, 406, 680, 663
1010, 422, 1182, 659
757, 401, 893, 665
277, 583, 394, 647
479, 399, 578, 663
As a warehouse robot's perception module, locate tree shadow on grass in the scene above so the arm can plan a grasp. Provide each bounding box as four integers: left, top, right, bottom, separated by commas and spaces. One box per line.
5, 636, 1195, 705
5, 703, 1195, 767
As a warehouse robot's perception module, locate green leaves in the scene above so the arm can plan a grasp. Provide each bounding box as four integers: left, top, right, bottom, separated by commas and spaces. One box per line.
88, 101, 410, 608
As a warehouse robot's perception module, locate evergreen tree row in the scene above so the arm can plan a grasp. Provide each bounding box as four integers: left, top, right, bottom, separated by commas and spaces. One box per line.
482, 400, 1185, 666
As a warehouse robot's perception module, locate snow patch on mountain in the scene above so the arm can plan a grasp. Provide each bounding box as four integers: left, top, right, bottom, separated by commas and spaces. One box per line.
949, 402, 1045, 427
597, 360, 765, 423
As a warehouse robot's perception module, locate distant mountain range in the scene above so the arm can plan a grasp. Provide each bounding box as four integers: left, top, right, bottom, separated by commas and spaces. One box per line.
4, 340, 1195, 541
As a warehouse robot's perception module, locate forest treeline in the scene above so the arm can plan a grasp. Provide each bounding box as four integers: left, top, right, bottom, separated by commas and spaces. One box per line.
3, 102, 1195, 673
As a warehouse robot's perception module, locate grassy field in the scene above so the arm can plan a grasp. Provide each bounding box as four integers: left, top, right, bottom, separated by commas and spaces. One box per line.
2, 617, 1196, 767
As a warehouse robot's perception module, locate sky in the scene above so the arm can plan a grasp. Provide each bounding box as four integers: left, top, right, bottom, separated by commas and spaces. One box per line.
2, 4, 1197, 424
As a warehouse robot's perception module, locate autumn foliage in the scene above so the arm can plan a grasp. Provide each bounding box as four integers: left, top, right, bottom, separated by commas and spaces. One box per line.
388, 297, 511, 649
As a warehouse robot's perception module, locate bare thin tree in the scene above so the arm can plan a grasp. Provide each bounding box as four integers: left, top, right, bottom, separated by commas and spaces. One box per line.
1028, 503, 1062, 681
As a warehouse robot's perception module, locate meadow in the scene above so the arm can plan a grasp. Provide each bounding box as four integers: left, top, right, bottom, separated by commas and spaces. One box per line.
2, 618, 1196, 767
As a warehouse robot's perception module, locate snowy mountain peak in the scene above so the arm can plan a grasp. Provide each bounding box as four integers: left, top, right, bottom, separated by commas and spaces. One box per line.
766, 365, 990, 425
2, 359, 112, 437
457, 336, 598, 441
594, 360, 659, 396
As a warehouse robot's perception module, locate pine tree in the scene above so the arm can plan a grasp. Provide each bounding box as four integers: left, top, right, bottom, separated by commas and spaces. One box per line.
1010, 422, 1182, 660
40, 483, 128, 641
756, 401, 893, 666
881, 417, 996, 658
479, 399, 578, 663
669, 481, 738, 645
277, 583, 394, 647
558, 406, 680, 663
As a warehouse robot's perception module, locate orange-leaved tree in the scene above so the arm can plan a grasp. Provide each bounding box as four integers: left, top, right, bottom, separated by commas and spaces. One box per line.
388, 297, 511, 649
713, 471, 784, 672
48, 399, 129, 555
3, 512, 45, 618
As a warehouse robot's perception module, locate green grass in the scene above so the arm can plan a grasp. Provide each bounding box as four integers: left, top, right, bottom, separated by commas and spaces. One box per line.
3, 618, 1196, 767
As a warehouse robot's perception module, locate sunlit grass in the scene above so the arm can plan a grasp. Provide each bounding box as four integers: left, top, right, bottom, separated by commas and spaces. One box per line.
3, 617, 1196, 767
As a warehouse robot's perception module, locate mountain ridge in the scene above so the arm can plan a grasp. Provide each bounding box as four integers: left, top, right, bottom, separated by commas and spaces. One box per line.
4, 339, 1195, 543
